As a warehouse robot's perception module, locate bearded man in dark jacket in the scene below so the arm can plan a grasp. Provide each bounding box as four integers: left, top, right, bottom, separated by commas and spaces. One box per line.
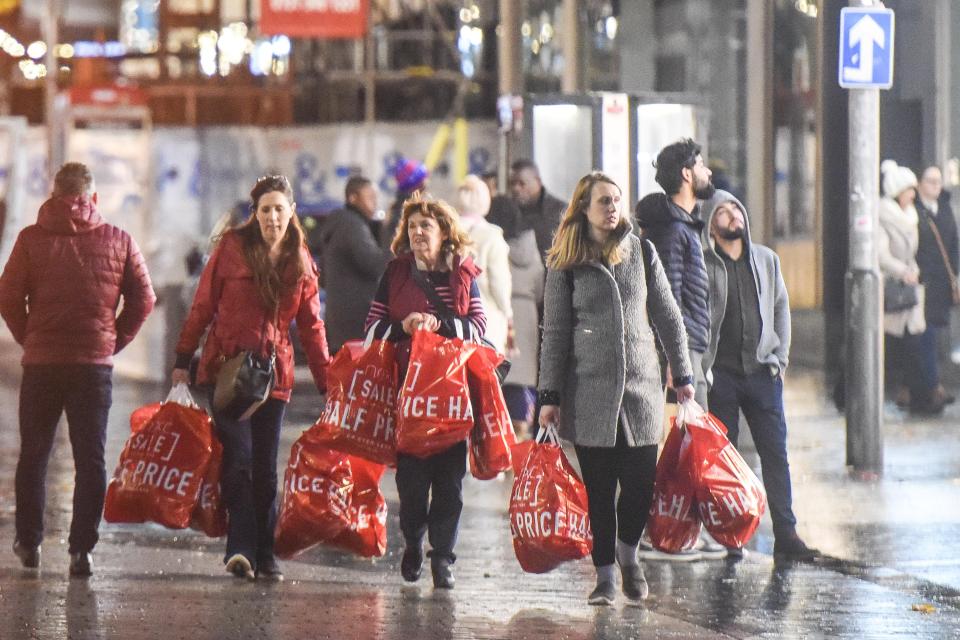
0, 162, 156, 577
635, 138, 714, 408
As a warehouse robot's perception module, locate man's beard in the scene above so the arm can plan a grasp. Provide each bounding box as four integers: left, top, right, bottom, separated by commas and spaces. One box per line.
717, 227, 744, 240
694, 180, 716, 200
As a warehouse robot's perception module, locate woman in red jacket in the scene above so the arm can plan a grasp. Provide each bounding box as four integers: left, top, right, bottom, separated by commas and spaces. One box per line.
171, 175, 330, 581
365, 194, 486, 589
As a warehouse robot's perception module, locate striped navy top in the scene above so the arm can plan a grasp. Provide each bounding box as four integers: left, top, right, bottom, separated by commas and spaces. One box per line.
364, 270, 487, 340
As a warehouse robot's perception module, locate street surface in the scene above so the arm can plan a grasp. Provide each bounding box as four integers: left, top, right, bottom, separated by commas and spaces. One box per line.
0, 334, 959, 639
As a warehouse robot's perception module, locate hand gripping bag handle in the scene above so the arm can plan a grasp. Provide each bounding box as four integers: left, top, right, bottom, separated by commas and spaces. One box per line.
166, 382, 199, 409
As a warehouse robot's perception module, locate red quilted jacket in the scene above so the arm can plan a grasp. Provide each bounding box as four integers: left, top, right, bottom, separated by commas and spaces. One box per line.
175, 231, 330, 401
0, 194, 156, 365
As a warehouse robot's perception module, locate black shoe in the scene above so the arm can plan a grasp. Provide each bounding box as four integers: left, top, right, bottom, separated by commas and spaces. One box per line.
400, 544, 423, 582
587, 581, 617, 606
430, 556, 455, 589
13, 540, 40, 569
255, 557, 284, 582
619, 564, 649, 603
69, 552, 92, 578
773, 534, 819, 562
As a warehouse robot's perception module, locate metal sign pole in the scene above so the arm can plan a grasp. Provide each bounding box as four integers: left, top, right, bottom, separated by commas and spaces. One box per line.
842, 0, 889, 477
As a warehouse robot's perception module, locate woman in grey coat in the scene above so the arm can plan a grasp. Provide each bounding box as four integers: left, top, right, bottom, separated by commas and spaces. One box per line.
538, 172, 693, 606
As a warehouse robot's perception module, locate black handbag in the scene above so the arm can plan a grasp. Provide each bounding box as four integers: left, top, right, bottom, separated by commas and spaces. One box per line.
213, 349, 276, 421
883, 277, 918, 313
408, 263, 512, 384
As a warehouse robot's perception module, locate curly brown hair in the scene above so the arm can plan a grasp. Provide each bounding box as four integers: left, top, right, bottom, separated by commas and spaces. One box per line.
389, 192, 472, 258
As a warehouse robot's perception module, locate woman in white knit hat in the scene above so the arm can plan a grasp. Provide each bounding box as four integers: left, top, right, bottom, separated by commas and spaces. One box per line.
456, 174, 513, 354
879, 159, 943, 415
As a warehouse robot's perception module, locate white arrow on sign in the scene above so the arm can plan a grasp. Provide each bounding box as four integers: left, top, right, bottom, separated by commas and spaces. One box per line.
842, 14, 886, 83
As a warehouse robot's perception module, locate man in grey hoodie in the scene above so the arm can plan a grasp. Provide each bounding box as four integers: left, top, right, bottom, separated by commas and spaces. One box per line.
702, 190, 818, 561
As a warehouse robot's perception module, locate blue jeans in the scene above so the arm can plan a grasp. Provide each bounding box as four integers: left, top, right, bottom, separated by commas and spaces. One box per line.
707, 367, 798, 538
210, 396, 286, 568
16, 364, 113, 554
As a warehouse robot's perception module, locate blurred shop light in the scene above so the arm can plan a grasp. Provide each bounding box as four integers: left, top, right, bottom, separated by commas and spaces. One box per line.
521, 21, 532, 38
73, 41, 127, 58
0, 30, 25, 57
121, 0, 160, 53
540, 23, 554, 43
271, 35, 291, 57
605, 16, 618, 40
56, 43, 75, 58
27, 41, 46, 60
198, 30, 218, 76
794, 0, 818, 18
19, 59, 46, 80
250, 39, 273, 76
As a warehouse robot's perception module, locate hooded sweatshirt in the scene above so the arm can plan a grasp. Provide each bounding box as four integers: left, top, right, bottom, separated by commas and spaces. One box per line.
701, 190, 791, 380
0, 194, 156, 365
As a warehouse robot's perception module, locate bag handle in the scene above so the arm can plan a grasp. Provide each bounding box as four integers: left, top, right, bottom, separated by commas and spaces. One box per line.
362, 319, 393, 349
535, 421, 560, 445
923, 213, 960, 289
165, 382, 199, 408
675, 399, 706, 428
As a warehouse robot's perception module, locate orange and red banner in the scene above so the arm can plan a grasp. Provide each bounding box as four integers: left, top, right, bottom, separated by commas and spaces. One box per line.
259, 0, 369, 39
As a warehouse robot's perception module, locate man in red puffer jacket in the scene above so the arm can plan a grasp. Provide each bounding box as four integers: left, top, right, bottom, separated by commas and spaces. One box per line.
0, 162, 155, 577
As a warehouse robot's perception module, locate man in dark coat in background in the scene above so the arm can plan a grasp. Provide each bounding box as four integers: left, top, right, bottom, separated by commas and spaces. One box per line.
0, 162, 156, 577
322, 176, 390, 353
509, 159, 567, 265
915, 164, 959, 407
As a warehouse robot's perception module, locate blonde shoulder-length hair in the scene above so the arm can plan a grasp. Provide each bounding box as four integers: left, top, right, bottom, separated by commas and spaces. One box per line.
390, 192, 473, 258
546, 172, 630, 270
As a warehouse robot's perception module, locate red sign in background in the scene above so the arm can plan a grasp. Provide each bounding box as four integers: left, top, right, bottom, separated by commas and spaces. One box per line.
259, 0, 369, 39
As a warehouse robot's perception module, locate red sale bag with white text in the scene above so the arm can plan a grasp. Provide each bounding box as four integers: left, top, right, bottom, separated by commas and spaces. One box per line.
396, 329, 478, 458
646, 420, 702, 552
274, 430, 355, 558
125, 393, 227, 538
327, 456, 388, 558
105, 384, 213, 529
191, 437, 227, 538
683, 403, 767, 549
467, 344, 515, 479
509, 424, 592, 573
312, 334, 399, 466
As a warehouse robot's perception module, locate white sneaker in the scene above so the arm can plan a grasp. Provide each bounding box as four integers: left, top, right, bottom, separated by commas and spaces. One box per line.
225, 554, 255, 581
637, 546, 703, 562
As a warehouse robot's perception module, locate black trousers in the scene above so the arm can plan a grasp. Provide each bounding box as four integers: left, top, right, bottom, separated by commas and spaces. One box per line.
395, 441, 467, 561
575, 429, 658, 567
210, 396, 286, 568
16, 364, 113, 554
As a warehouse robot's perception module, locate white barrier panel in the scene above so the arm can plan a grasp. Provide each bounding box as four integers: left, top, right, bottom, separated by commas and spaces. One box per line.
2, 121, 499, 381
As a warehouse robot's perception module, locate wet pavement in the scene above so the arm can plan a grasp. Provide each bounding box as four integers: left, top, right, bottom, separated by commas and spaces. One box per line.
1, 333, 959, 639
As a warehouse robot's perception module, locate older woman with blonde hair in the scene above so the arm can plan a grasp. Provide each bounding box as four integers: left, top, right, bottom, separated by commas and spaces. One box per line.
538, 171, 693, 606
364, 193, 486, 590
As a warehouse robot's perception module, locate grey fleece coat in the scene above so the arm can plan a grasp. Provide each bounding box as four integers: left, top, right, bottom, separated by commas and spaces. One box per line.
538, 226, 692, 447
701, 190, 791, 381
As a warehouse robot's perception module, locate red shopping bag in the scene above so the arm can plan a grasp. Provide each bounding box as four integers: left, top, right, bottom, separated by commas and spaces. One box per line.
274, 430, 355, 559
327, 456, 388, 558
191, 437, 227, 538
130, 402, 162, 432
509, 424, 592, 573
467, 345, 515, 479
646, 420, 702, 552
684, 406, 767, 549
396, 329, 478, 458
105, 385, 213, 529
312, 337, 398, 465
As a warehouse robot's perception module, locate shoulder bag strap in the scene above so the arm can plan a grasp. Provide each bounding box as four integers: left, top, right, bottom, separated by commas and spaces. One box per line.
924, 213, 959, 284
408, 262, 473, 340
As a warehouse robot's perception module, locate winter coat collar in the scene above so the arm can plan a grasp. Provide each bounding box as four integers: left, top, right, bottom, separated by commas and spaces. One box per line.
879, 197, 919, 235
37, 195, 102, 235
635, 192, 704, 231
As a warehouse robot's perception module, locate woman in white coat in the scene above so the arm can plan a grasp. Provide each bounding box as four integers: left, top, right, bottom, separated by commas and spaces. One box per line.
878, 160, 942, 415
456, 175, 513, 353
